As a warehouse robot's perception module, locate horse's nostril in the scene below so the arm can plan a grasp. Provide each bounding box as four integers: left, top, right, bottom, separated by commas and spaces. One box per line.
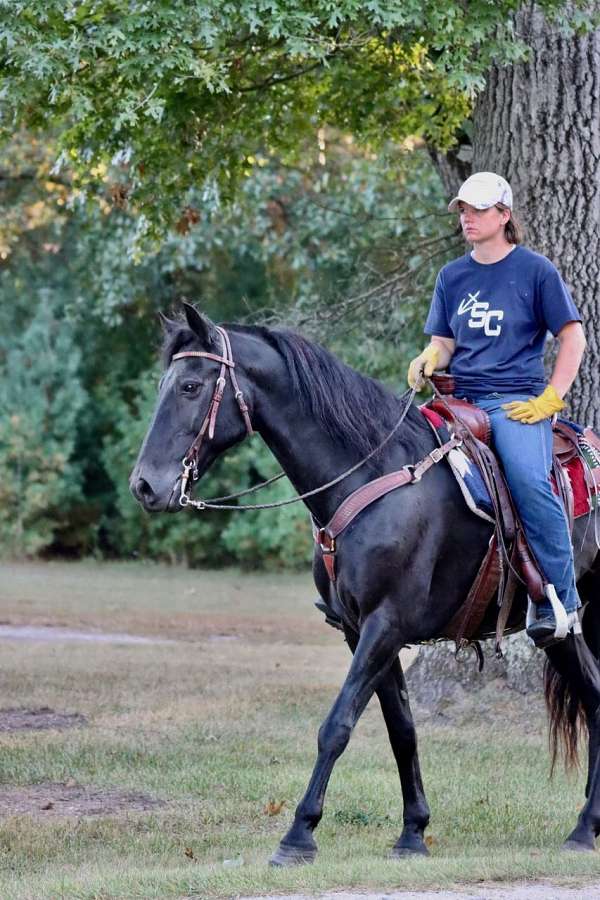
135, 477, 156, 503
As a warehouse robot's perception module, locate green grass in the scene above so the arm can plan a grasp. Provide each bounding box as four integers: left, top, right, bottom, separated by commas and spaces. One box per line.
0, 560, 598, 899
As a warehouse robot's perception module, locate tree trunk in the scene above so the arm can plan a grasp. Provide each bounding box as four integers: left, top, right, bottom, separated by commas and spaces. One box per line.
473, 1, 600, 428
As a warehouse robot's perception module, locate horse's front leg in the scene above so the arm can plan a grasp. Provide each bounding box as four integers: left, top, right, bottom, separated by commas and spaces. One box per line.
376, 656, 430, 857
270, 605, 403, 866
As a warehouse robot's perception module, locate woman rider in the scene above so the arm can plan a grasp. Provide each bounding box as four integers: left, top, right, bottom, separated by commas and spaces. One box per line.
408, 171, 587, 648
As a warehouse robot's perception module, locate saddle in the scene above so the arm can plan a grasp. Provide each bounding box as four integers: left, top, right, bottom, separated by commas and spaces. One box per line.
425, 373, 600, 650
312, 375, 600, 653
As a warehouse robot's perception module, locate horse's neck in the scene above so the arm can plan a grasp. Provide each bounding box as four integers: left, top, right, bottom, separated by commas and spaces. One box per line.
253, 384, 411, 526
231, 328, 421, 523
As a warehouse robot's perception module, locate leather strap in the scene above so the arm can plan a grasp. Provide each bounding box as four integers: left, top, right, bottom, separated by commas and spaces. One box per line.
315, 435, 461, 582
326, 436, 460, 540
444, 534, 500, 644
495, 539, 520, 653
172, 351, 235, 366
515, 529, 544, 601
221, 328, 254, 437
553, 452, 574, 535
174, 326, 254, 467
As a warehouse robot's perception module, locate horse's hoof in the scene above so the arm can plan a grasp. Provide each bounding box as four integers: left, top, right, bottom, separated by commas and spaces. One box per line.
562, 838, 596, 853
269, 843, 318, 867
390, 843, 429, 859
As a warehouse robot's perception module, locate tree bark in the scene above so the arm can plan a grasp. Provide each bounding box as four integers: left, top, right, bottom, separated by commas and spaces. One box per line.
428, 143, 472, 198
473, 2, 600, 428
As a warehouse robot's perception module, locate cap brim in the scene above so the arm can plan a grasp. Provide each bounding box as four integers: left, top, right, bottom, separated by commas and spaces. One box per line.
448, 194, 498, 213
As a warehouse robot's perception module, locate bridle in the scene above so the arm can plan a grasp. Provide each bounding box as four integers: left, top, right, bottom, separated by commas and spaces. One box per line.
172, 325, 427, 516
172, 325, 254, 506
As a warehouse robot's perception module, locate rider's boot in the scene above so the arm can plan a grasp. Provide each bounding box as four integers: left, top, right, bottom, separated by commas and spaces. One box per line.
526, 584, 581, 649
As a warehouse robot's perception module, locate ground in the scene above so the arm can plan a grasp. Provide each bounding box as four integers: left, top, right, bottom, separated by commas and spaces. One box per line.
0, 560, 599, 900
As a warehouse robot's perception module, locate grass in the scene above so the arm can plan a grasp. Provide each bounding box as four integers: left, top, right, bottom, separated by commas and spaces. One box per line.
0, 560, 599, 899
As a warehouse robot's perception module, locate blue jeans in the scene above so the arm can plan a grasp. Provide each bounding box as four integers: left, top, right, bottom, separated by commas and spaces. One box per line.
468, 393, 580, 615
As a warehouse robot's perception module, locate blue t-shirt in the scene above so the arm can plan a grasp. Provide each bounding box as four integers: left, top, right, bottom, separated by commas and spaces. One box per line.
424, 246, 581, 397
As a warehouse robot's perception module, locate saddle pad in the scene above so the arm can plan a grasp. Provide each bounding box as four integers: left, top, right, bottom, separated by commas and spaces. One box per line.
555, 419, 600, 516
420, 408, 599, 522
420, 407, 494, 522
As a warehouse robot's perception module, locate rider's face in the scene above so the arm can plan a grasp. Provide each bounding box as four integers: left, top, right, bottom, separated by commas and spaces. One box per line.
458, 202, 510, 244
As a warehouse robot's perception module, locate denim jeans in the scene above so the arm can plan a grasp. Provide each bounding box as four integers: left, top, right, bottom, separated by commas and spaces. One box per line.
467, 392, 580, 614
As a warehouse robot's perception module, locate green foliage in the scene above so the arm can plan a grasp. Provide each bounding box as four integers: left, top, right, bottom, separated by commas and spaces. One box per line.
0, 296, 86, 557
0, 130, 453, 565
220, 447, 314, 570
0, 0, 590, 230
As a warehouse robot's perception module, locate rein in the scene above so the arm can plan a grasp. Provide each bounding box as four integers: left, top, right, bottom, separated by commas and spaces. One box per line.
173, 325, 419, 514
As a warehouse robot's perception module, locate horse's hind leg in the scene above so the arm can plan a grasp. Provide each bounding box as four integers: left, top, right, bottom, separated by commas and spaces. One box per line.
580, 597, 600, 799
545, 632, 600, 851
269, 605, 403, 867
376, 656, 430, 857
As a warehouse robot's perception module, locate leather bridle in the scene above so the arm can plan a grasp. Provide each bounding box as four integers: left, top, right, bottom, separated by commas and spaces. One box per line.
172, 325, 253, 506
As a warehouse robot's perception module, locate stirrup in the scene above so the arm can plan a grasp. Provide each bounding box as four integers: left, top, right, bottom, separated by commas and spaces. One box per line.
526, 584, 581, 643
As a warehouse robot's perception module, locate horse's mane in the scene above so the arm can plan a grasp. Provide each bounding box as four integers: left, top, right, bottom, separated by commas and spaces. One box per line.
162, 321, 432, 459
263, 328, 432, 458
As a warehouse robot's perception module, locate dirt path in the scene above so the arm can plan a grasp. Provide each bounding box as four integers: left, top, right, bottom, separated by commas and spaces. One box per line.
0, 624, 177, 644
240, 882, 600, 900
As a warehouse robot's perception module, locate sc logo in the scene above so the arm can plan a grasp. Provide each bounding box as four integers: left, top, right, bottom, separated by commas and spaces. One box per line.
458, 291, 504, 337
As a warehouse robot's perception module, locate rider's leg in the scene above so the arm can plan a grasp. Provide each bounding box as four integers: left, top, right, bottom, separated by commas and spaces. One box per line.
473, 393, 580, 633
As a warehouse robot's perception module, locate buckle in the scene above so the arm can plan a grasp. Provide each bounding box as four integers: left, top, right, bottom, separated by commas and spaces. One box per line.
403, 463, 421, 483
429, 447, 444, 464
317, 528, 335, 554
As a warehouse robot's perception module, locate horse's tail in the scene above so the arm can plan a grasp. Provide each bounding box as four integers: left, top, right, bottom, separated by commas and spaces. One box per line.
544, 637, 599, 774
544, 658, 584, 773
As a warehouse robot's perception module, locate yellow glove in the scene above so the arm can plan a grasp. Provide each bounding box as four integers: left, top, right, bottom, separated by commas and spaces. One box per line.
407, 344, 440, 391
502, 385, 565, 424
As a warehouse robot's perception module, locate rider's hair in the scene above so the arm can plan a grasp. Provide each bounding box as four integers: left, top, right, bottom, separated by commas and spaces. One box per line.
497, 204, 523, 245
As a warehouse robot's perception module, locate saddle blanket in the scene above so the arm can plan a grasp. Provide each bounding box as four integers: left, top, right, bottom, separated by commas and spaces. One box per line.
420, 407, 599, 524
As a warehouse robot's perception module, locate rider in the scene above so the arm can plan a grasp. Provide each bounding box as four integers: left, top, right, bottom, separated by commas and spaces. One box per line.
408, 171, 587, 648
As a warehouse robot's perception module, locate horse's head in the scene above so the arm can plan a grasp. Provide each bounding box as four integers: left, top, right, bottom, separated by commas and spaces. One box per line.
129, 304, 254, 512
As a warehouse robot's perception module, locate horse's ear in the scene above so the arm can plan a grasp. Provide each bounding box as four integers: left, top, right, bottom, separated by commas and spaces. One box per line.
183, 302, 218, 347
158, 311, 178, 334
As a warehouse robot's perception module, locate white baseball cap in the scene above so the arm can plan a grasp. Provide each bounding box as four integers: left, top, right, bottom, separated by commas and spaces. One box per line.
448, 172, 513, 212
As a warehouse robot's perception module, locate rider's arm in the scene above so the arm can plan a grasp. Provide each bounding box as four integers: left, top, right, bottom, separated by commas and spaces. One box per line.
549, 321, 586, 399
503, 321, 586, 423
429, 335, 455, 370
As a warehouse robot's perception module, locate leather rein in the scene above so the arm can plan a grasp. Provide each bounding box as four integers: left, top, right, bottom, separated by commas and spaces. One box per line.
173, 326, 457, 515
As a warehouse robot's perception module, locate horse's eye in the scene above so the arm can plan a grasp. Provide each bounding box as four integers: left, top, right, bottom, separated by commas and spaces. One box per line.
181, 382, 200, 395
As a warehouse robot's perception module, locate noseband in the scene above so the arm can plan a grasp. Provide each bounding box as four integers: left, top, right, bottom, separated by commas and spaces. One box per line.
172, 325, 253, 505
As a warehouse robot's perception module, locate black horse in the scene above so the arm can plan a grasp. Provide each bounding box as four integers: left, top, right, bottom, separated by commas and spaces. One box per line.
130, 304, 600, 864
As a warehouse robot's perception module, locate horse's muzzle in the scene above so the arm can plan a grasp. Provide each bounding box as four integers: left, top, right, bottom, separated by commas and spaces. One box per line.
129, 470, 182, 513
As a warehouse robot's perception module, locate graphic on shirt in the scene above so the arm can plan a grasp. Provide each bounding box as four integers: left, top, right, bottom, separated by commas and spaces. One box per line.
457, 290, 504, 337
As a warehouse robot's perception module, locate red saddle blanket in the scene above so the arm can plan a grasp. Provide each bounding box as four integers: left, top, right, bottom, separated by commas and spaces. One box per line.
421, 406, 599, 520
558, 456, 595, 517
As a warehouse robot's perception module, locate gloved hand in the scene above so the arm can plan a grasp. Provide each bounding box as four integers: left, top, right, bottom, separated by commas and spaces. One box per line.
407, 344, 440, 391
502, 385, 565, 424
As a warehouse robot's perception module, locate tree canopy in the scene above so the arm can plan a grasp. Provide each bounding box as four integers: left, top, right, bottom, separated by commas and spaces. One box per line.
1, 0, 590, 231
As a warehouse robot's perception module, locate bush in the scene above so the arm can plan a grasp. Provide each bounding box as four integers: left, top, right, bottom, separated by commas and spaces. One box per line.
0, 297, 86, 557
